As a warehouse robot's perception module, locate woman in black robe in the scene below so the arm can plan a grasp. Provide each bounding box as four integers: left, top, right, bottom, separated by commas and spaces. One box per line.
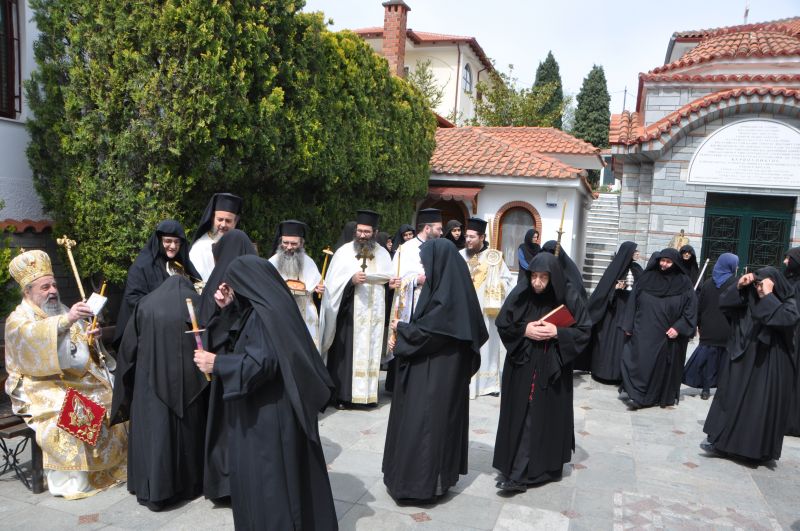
683, 253, 739, 399
114, 220, 199, 347
443, 219, 465, 250
516, 229, 541, 279
391, 223, 416, 253
542, 240, 588, 301
620, 248, 697, 409
493, 253, 591, 492
194, 255, 337, 529
335, 221, 357, 250
702, 267, 799, 462
679, 244, 700, 285
584, 241, 642, 383
784, 247, 800, 436
111, 275, 209, 511
197, 229, 257, 502
383, 238, 488, 502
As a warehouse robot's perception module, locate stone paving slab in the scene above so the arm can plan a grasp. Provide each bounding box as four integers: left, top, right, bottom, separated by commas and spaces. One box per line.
1, 371, 799, 530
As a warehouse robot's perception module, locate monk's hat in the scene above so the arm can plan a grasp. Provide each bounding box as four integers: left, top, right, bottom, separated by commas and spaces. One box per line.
356, 210, 380, 228
416, 208, 442, 225
466, 217, 488, 235
278, 220, 308, 239
10, 250, 53, 288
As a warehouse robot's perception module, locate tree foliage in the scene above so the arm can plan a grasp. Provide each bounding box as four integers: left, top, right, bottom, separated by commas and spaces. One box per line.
532, 51, 565, 129
572, 65, 611, 149
407, 59, 444, 110
470, 65, 565, 127
26, 0, 436, 282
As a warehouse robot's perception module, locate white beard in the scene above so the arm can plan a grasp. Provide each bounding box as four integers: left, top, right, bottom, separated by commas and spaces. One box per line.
42, 295, 65, 317
277, 248, 305, 279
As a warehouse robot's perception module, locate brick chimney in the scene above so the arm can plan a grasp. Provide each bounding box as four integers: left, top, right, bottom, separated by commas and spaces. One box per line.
382, 0, 410, 77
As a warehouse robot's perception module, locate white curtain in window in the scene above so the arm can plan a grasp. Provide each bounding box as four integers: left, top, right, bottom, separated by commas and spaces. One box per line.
500, 208, 534, 270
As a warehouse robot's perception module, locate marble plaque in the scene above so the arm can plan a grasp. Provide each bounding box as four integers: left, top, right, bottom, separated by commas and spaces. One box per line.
688, 118, 800, 189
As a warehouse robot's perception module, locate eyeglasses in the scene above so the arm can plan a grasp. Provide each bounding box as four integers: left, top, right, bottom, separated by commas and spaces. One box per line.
355, 230, 373, 236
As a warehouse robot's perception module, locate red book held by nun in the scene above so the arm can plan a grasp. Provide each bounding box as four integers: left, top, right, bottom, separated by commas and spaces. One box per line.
539, 304, 576, 328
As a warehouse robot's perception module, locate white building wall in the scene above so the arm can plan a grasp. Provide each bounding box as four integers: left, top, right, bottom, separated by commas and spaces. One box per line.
0, 0, 44, 221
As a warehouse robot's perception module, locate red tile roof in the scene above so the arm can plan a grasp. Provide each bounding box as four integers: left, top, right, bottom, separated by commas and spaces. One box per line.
432, 128, 592, 192
468, 127, 601, 155
351, 27, 494, 72
612, 86, 800, 146
0, 219, 53, 233
673, 17, 800, 40
652, 29, 800, 74
640, 73, 800, 83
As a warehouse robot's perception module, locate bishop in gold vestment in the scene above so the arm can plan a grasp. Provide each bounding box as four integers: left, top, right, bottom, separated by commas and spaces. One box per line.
4, 250, 126, 498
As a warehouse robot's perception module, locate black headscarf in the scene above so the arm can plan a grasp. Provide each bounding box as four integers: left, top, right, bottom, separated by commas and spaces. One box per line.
443, 220, 465, 250
517, 229, 541, 271
335, 221, 357, 250
198, 229, 257, 325
376, 231, 391, 254
586, 241, 642, 324
223, 255, 334, 442
391, 224, 416, 252
114, 220, 199, 346
111, 275, 208, 423
635, 248, 693, 297
784, 247, 800, 280
541, 240, 587, 300
679, 244, 700, 283
412, 239, 488, 355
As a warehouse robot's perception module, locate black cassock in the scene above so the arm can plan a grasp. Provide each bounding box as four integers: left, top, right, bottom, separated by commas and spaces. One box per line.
493, 253, 591, 485
327, 281, 357, 403
383, 239, 487, 501
111, 275, 209, 510
620, 248, 697, 408
784, 247, 800, 436
583, 241, 642, 382
197, 229, 257, 500
215, 256, 336, 529
704, 267, 799, 461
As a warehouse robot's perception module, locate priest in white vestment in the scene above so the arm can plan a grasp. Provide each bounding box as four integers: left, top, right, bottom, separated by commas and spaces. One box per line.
268, 220, 323, 350
188, 193, 242, 283
320, 210, 392, 407
460, 217, 514, 399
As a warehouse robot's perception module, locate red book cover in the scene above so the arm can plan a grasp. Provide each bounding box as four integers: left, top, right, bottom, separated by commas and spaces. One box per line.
540, 304, 576, 328
57, 387, 106, 446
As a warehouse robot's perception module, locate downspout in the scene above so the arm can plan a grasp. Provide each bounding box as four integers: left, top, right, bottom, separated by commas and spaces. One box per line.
453, 43, 461, 121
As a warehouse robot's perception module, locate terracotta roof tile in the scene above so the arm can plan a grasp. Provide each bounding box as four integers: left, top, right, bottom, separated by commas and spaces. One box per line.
612, 87, 800, 146
674, 17, 800, 40
0, 219, 53, 233
432, 128, 592, 193
470, 127, 601, 155
640, 73, 800, 83
652, 30, 800, 74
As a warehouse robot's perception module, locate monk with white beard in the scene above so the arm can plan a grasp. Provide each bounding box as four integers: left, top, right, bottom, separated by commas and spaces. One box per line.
268, 220, 324, 350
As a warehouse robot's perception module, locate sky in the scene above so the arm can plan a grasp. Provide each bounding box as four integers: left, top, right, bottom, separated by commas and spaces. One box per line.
301, 0, 798, 115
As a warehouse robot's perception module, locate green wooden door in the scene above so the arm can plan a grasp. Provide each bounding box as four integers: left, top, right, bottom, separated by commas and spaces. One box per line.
700, 193, 795, 276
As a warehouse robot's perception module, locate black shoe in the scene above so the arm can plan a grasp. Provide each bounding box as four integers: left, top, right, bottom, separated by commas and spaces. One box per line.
489, 392, 500, 397
700, 440, 720, 455
335, 401, 347, 410
497, 479, 527, 493
700, 390, 710, 400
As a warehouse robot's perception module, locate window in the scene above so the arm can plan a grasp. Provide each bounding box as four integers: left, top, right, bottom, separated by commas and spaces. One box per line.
0, 0, 20, 119
462, 63, 472, 94
499, 207, 535, 271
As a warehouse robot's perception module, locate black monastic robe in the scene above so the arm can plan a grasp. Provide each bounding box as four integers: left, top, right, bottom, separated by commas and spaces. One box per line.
493, 253, 591, 485
383, 239, 488, 501
704, 268, 799, 461
784, 247, 800, 436
111, 275, 208, 510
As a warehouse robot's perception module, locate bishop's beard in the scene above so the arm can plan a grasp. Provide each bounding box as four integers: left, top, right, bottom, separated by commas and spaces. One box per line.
277, 247, 305, 279
354, 238, 377, 256
41, 294, 65, 317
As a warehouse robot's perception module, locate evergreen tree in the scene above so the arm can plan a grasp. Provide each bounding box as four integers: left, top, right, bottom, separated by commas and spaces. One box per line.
532, 51, 564, 129
471, 65, 565, 127
25, 1, 435, 282
407, 59, 445, 109
572, 65, 611, 149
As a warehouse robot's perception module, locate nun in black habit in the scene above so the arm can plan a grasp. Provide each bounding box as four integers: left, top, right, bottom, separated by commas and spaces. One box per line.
679, 244, 700, 285
383, 238, 488, 502
114, 220, 199, 347
194, 255, 337, 529
702, 267, 799, 462
620, 248, 697, 409
111, 275, 209, 511
515, 229, 541, 284
584, 241, 642, 383
493, 253, 591, 492
542, 240, 588, 301
197, 229, 257, 501
784, 247, 800, 436
443, 219, 466, 250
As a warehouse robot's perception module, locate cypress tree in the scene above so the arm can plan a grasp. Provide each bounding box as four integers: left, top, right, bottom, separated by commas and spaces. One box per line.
532, 51, 564, 129
572, 65, 611, 149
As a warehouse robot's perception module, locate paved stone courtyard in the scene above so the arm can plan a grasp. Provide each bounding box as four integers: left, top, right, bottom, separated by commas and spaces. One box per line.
2, 370, 799, 530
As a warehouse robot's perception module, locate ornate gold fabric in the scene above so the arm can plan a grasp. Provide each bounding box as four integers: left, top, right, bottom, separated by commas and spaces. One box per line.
4, 300, 127, 481
9, 250, 53, 288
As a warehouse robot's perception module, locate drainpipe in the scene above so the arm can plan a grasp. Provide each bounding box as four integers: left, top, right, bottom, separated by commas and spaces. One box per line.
453, 44, 461, 122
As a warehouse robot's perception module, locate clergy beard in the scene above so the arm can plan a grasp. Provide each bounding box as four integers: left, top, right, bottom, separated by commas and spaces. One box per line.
354, 239, 377, 256
38, 294, 64, 317
277, 248, 305, 279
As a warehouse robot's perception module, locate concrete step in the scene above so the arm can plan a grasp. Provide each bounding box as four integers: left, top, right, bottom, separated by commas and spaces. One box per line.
586, 221, 620, 231
587, 211, 620, 219
586, 242, 619, 252
585, 234, 619, 243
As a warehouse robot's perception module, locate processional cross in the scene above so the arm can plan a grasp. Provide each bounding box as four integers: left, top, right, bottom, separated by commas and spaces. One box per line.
355, 249, 374, 273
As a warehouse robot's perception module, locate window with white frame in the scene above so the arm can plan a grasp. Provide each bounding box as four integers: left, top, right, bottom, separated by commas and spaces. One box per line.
462, 63, 473, 94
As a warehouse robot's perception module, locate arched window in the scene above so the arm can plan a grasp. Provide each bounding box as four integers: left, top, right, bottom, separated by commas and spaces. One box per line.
462, 63, 473, 94
494, 201, 541, 271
